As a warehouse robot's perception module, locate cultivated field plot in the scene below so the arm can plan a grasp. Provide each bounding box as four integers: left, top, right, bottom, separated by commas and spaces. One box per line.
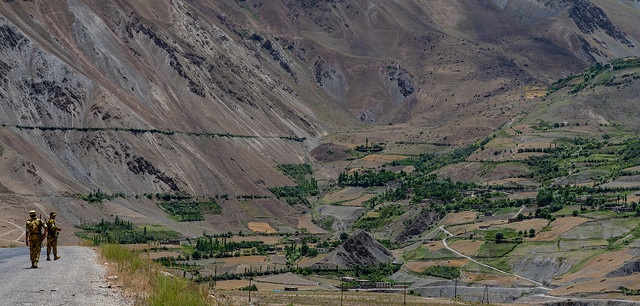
360, 154, 407, 162
320, 187, 365, 204
493, 218, 548, 232
441, 211, 477, 225
550, 248, 640, 298
219, 255, 268, 267
341, 193, 376, 207
559, 217, 640, 240
297, 215, 326, 233
448, 239, 484, 256
600, 175, 640, 188
530, 217, 589, 241
248, 222, 277, 234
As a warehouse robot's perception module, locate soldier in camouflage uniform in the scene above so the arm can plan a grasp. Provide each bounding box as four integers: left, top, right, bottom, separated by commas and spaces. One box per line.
46, 212, 61, 261
25, 210, 47, 268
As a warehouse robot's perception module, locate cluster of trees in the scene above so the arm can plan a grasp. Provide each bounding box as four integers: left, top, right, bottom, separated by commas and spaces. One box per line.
269, 164, 319, 206
337, 169, 398, 187
193, 236, 267, 258
77, 216, 154, 244
75, 190, 125, 203
158, 198, 221, 221
423, 265, 461, 280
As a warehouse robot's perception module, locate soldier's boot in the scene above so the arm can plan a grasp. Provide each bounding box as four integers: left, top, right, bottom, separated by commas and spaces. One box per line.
46, 254, 51, 261
54, 255, 60, 260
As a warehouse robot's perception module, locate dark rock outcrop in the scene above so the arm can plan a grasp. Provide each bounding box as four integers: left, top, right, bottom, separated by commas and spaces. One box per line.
323, 230, 395, 268
394, 209, 441, 243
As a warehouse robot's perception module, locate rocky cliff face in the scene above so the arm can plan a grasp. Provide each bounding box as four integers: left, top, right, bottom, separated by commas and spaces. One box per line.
322, 230, 395, 268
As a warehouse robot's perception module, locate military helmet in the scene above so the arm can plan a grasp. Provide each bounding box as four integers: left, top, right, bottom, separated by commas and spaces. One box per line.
50, 212, 56, 217
29, 210, 36, 216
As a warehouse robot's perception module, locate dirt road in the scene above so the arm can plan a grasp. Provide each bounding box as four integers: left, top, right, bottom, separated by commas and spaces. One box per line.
0, 246, 129, 305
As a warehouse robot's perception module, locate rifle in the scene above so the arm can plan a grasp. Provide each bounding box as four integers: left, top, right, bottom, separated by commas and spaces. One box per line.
40, 214, 46, 248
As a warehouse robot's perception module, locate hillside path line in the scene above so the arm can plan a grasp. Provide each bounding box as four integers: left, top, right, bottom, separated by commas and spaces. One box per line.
438, 226, 547, 288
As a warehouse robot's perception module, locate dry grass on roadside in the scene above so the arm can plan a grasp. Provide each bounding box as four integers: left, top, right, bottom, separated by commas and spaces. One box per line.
100, 244, 211, 306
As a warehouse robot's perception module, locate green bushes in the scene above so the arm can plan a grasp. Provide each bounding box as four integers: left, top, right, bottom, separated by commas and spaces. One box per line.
75, 190, 125, 203
423, 266, 461, 279
100, 244, 210, 306
270, 163, 319, 206
158, 198, 221, 221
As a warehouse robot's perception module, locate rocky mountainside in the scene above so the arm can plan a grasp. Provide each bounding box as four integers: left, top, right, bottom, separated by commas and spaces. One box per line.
321, 230, 395, 268
0, 0, 638, 236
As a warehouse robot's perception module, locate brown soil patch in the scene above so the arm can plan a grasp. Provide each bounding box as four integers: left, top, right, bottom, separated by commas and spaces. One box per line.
360, 154, 407, 162
405, 259, 468, 273
321, 187, 365, 204
248, 222, 277, 234
441, 211, 477, 225
310, 143, 351, 162
523, 85, 547, 99
550, 248, 637, 288
425, 241, 445, 252
297, 215, 326, 234
342, 193, 375, 206
530, 217, 589, 241
256, 273, 318, 286
220, 255, 268, 267
214, 279, 253, 290
463, 272, 532, 287
449, 240, 483, 256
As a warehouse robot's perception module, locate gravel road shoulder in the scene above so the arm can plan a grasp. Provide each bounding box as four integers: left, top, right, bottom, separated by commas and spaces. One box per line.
0, 246, 130, 305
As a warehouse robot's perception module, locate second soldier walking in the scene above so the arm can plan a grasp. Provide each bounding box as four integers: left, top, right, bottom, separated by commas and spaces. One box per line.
46, 212, 61, 261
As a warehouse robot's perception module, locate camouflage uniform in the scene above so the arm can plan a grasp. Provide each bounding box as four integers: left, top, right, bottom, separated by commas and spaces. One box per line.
25, 210, 47, 268
46, 212, 61, 261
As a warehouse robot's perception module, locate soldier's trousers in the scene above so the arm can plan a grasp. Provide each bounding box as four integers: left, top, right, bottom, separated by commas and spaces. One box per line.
28, 238, 41, 266
47, 239, 58, 257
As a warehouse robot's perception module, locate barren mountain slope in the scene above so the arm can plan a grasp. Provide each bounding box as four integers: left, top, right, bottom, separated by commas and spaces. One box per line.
0, 0, 639, 238
0, 0, 339, 236
239, 0, 640, 142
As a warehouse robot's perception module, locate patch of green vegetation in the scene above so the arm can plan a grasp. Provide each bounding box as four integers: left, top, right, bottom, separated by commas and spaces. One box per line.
76, 216, 173, 244
159, 198, 221, 221
100, 244, 210, 306
620, 286, 640, 296
404, 245, 460, 261
398, 137, 491, 173
75, 190, 125, 203
476, 242, 518, 258
269, 163, 319, 206
338, 169, 398, 187
462, 261, 503, 275
423, 265, 461, 279
354, 204, 405, 230
140, 224, 181, 240
352, 262, 402, 283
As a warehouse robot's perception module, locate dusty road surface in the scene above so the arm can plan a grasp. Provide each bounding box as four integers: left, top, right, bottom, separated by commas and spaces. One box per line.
0, 246, 130, 305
